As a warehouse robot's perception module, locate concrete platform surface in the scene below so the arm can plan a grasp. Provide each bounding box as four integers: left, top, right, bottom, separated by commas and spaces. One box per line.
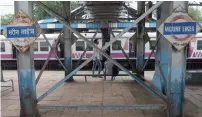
1, 70, 202, 117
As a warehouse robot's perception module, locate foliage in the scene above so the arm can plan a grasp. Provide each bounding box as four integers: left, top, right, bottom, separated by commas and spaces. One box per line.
0, 1, 78, 25
0, 14, 14, 25
188, 7, 202, 21
33, 1, 78, 20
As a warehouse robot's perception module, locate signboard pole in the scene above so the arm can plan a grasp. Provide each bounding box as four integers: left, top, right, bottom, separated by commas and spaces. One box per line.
136, 1, 145, 77
167, 2, 188, 117
14, 1, 39, 117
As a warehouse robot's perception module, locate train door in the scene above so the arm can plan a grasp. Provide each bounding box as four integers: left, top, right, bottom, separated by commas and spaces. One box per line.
74, 40, 85, 59
85, 39, 94, 59
129, 40, 136, 58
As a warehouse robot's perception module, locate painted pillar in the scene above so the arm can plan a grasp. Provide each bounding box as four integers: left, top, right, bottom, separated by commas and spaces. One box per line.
101, 28, 110, 61
101, 27, 111, 74
14, 1, 39, 117
63, 2, 73, 82
136, 1, 145, 76
152, 2, 172, 93
167, 2, 188, 117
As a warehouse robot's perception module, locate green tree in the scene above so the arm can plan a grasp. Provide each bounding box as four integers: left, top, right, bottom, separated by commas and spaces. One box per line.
33, 1, 78, 20
188, 7, 202, 21
0, 14, 14, 25
71, 1, 79, 11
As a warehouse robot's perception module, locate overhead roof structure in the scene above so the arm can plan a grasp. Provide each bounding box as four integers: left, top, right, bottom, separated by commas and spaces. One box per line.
189, 1, 202, 6
71, 1, 149, 22
71, 1, 202, 22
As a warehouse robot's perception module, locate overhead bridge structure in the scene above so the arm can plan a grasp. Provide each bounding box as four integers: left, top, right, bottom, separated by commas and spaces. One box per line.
10, 1, 201, 117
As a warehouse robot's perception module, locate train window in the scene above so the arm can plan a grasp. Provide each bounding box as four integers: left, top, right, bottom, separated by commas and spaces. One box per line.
76, 41, 85, 51
86, 44, 93, 51
112, 40, 121, 50
40, 42, 49, 51
1, 42, 5, 52
32, 42, 38, 51
197, 40, 202, 50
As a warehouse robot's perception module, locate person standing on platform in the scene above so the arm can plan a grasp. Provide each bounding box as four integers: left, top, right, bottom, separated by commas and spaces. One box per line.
92, 39, 102, 78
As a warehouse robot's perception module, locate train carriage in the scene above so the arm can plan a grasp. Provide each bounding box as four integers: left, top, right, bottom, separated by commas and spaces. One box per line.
0, 32, 202, 70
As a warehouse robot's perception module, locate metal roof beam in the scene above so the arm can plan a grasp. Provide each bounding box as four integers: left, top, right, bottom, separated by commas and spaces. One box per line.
71, 18, 136, 21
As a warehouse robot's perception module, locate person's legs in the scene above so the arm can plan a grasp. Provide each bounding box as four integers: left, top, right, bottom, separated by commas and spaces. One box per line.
97, 60, 101, 74
92, 60, 96, 75
97, 60, 103, 78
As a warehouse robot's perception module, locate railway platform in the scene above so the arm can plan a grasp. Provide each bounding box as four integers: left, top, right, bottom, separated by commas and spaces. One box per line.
1, 1, 202, 117
1, 70, 202, 117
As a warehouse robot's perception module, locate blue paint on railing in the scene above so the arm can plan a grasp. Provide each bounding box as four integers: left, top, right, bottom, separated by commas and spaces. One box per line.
38, 18, 57, 24
2, 21, 202, 30
72, 24, 78, 28
55, 24, 63, 28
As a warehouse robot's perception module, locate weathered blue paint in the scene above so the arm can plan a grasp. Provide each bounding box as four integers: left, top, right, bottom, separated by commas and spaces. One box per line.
18, 69, 38, 116
38, 104, 167, 110
64, 57, 72, 76
167, 66, 185, 117
152, 50, 168, 93
152, 73, 162, 92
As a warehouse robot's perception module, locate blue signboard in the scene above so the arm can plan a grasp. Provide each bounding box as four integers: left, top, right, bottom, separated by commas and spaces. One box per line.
6, 26, 36, 38
163, 22, 196, 35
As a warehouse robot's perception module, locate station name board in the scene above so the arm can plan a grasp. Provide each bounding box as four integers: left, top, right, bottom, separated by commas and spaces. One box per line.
157, 5, 202, 50
164, 22, 196, 35
7, 26, 36, 38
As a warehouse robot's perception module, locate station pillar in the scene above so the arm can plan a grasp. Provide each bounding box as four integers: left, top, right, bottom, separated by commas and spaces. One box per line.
101, 28, 111, 61
63, 1, 73, 82
101, 28, 111, 74
167, 2, 188, 117
136, 1, 145, 77
152, 2, 172, 93
14, 1, 39, 117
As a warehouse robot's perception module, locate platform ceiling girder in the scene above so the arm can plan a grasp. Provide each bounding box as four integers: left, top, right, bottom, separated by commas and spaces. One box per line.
74, 1, 137, 21
188, 1, 202, 6
71, 5, 86, 19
